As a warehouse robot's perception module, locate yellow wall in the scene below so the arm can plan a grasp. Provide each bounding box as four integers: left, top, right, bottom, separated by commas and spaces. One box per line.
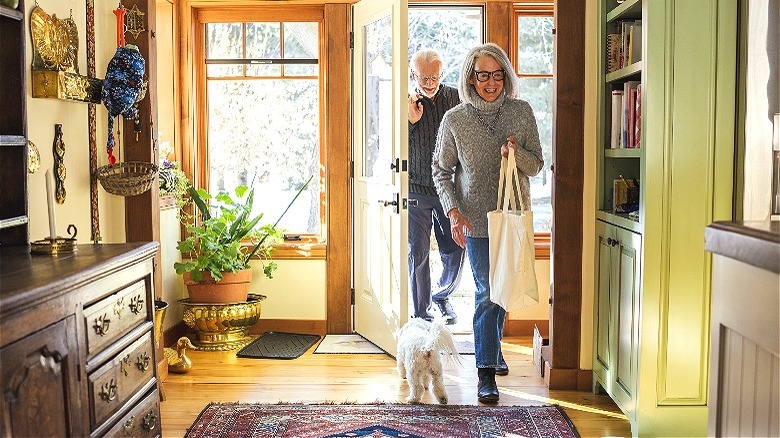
26, 0, 127, 243
580, 0, 598, 371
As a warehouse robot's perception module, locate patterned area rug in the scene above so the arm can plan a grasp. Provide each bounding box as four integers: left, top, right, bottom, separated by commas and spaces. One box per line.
185, 403, 580, 437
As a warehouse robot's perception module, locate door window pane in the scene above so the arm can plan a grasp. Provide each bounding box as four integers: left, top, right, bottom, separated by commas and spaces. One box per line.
517, 16, 553, 75
519, 77, 553, 231
363, 15, 393, 180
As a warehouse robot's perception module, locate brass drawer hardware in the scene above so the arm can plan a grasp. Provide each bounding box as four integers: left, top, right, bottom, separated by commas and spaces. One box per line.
99, 379, 118, 402
128, 295, 144, 315
136, 352, 151, 371
93, 314, 111, 336
142, 411, 157, 431
113, 297, 125, 319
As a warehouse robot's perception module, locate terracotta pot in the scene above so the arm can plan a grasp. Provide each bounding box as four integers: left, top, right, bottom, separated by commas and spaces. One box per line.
183, 268, 252, 304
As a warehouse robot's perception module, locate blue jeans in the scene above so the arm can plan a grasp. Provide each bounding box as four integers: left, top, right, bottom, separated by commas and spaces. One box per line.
466, 237, 506, 369
408, 193, 465, 320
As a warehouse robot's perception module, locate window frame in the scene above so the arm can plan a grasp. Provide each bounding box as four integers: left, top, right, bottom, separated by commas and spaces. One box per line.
511, 2, 554, 260
192, 7, 327, 259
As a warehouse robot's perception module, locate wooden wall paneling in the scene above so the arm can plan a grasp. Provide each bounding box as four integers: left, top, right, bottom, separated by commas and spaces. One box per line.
486, 1, 511, 52
121, 0, 163, 376
324, 3, 352, 334
548, 0, 584, 385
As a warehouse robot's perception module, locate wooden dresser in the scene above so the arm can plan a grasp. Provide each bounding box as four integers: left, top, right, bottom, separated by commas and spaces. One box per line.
705, 221, 780, 437
0, 242, 162, 437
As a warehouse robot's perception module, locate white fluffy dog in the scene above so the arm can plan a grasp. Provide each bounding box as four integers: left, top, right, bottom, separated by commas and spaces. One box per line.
396, 318, 461, 404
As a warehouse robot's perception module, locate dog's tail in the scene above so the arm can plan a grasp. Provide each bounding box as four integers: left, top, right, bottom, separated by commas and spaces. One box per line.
429, 321, 462, 367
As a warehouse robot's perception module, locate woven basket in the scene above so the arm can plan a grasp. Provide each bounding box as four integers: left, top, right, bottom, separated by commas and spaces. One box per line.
97, 161, 158, 197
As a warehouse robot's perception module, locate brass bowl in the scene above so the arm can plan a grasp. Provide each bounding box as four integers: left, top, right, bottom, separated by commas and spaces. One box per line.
179, 294, 266, 351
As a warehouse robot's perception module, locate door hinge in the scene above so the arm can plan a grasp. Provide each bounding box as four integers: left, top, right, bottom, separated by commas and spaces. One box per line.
351, 287, 355, 304
349, 31, 354, 49
350, 160, 354, 178
403, 198, 418, 209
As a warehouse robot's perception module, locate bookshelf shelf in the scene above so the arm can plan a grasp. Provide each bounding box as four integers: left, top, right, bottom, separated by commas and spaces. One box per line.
606, 0, 641, 23
605, 148, 641, 158
596, 210, 641, 233
606, 62, 642, 82
0, 5, 23, 20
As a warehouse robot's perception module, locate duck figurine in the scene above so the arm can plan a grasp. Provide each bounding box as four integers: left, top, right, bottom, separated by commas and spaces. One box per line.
164, 337, 195, 374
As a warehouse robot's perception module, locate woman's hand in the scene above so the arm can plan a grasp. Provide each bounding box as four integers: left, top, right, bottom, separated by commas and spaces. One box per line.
447, 208, 473, 249
501, 136, 517, 158
408, 93, 423, 124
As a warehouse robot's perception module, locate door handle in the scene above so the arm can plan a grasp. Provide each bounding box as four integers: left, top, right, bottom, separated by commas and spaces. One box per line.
377, 193, 400, 214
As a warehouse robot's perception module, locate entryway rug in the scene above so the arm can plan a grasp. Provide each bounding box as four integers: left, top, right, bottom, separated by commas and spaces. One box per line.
236, 332, 321, 359
313, 334, 386, 354
185, 403, 580, 438
454, 334, 475, 355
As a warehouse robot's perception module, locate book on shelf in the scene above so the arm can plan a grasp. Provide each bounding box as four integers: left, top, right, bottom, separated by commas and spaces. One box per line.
611, 90, 623, 149
607, 33, 621, 73
623, 80, 640, 148
634, 83, 642, 148
629, 20, 642, 64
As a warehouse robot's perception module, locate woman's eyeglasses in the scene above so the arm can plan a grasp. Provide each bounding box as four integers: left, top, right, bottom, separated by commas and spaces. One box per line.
412, 72, 441, 84
473, 69, 505, 82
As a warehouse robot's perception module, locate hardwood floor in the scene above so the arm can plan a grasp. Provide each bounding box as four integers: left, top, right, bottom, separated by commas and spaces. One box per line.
159, 336, 631, 437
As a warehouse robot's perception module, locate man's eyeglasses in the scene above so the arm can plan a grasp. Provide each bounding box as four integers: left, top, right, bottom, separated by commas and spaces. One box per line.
412, 72, 441, 84
473, 69, 505, 82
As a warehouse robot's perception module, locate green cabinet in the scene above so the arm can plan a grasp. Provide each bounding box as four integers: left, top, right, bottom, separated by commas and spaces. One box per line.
594, 0, 737, 436
594, 220, 641, 420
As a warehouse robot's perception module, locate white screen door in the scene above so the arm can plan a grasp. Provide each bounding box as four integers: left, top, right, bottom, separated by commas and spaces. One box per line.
352, 0, 408, 357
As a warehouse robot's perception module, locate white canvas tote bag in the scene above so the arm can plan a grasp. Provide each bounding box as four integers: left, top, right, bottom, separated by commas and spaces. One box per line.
487, 147, 539, 311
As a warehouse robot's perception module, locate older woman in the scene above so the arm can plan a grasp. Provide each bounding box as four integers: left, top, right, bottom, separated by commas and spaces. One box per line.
432, 43, 543, 403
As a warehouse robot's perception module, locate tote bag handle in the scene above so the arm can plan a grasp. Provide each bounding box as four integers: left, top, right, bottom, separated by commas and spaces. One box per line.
495, 147, 528, 213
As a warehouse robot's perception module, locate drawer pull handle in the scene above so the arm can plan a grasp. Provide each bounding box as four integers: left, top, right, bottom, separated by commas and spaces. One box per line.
136, 352, 151, 371
99, 379, 118, 402
40, 346, 63, 363
123, 416, 135, 435
93, 314, 111, 336
129, 295, 145, 315
142, 411, 157, 431
114, 297, 125, 319
121, 354, 131, 376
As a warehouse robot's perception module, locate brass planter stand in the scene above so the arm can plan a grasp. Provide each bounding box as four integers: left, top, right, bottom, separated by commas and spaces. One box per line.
180, 294, 266, 351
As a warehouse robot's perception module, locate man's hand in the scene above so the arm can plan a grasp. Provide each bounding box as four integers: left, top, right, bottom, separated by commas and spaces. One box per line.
447, 208, 473, 249
408, 93, 423, 124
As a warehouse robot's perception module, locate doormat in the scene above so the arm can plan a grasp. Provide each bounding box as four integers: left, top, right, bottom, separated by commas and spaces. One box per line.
236, 331, 321, 359
313, 334, 386, 354
185, 402, 580, 438
454, 334, 475, 354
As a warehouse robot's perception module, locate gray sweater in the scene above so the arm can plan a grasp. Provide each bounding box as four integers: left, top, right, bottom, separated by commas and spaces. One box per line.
408, 84, 460, 196
432, 93, 544, 237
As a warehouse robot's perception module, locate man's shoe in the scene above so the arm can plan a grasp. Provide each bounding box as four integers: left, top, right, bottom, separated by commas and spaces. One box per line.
434, 300, 458, 325
495, 364, 509, 376
477, 368, 499, 403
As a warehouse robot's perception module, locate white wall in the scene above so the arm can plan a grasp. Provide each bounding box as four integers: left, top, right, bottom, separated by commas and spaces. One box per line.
26, 0, 127, 243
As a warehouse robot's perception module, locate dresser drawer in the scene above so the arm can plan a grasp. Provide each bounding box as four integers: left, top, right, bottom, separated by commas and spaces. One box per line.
89, 332, 155, 429
85, 280, 149, 356
99, 388, 160, 438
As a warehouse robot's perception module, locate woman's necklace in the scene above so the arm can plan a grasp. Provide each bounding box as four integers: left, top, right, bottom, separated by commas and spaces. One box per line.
474, 102, 504, 136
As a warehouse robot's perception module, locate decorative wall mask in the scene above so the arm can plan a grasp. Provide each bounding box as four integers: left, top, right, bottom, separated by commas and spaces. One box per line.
28, 140, 40, 174
30, 6, 79, 72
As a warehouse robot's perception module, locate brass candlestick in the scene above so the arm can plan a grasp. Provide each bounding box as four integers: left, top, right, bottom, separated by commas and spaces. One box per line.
31, 224, 78, 255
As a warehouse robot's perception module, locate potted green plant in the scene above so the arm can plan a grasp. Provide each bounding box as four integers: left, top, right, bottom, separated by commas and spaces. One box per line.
174, 177, 311, 303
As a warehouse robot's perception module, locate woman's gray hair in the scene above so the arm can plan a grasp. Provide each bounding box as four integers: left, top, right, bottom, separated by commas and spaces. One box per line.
457, 43, 518, 106
410, 49, 443, 72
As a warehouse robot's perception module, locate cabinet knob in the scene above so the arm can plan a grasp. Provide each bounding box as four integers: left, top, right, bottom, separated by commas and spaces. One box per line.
606, 237, 619, 247
129, 294, 145, 315
142, 411, 157, 431
99, 379, 118, 402
93, 314, 111, 336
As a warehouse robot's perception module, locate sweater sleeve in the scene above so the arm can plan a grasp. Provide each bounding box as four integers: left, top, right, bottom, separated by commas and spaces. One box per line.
514, 100, 544, 177
432, 114, 459, 215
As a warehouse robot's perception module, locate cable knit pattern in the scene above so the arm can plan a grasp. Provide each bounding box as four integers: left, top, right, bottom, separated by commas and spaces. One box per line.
432, 92, 544, 237
408, 84, 460, 196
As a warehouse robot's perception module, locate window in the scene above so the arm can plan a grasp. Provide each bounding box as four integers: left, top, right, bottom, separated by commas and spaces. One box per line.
513, 4, 554, 234
408, 5, 484, 86
200, 12, 324, 237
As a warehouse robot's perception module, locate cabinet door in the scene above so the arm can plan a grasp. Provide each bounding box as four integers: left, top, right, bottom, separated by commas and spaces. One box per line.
594, 221, 615, 385
0, 316, 83, 436
612, 225, 641, 412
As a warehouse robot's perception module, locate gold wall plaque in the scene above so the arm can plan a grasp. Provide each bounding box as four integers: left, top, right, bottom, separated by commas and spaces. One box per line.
30, 6, 79, 72
32, 70, 102, 103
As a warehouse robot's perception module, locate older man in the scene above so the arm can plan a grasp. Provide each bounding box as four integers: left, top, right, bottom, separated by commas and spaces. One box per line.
407, 49, 463, 325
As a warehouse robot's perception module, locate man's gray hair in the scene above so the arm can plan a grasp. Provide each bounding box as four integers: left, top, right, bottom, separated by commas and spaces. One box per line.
457, 43, 518, 106
410, 49, 443, 72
